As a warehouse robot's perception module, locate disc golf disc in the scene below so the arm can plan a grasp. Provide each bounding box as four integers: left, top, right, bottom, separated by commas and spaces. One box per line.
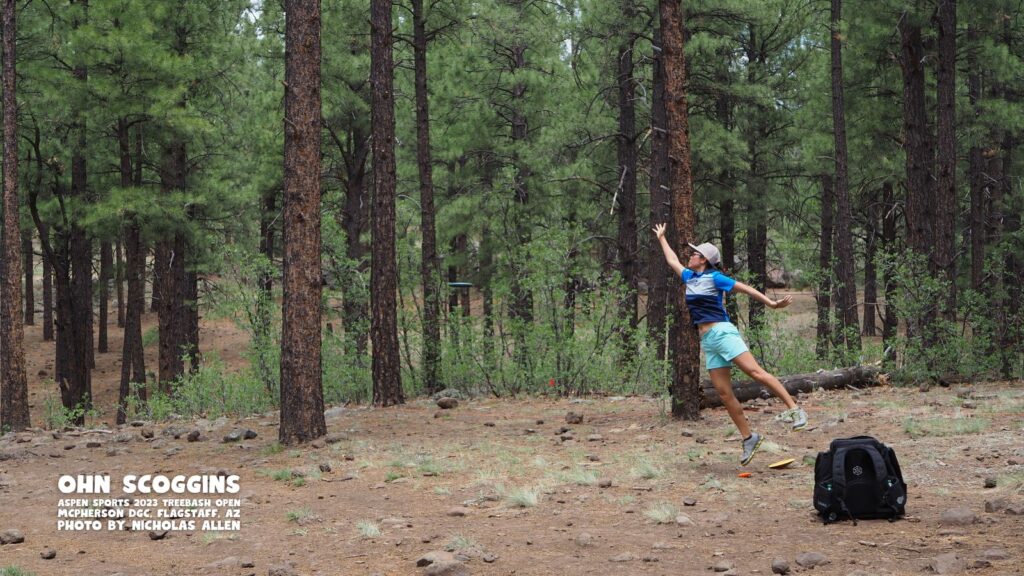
768, 458, 795, 469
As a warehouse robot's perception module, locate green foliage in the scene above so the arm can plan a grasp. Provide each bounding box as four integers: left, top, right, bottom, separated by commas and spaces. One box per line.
134, 354, 274, 421
0, 567, 37, 576
43, 392, 100, 430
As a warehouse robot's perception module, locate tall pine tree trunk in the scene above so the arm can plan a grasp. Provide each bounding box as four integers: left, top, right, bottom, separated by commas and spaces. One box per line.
115, 239, 124, 328
98, 240, 111, 353
279, 0, 327, 443
816, 175, 834, 359
117, 118, 146, 424
862, 190, 879, 337
935, 0, 957, 319
413, 0, 441, 394
1, 0, 30, 430
646, 26, 671, 359
616, 25, 639, 352
881, 182, 898, 356
157, 142, 187, 386
42, 224, 53, 341
22, 228, 33, 325
830, 0, 860, 354
70, 58, 94, 405
967, 23, 986, 292
899, 11, 936, 339
370, 0, 403, 406
659, 0, 701, 419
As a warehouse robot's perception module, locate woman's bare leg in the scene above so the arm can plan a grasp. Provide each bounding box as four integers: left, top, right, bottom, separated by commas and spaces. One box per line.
730, 351, 798, 409
709, 367, 751, 438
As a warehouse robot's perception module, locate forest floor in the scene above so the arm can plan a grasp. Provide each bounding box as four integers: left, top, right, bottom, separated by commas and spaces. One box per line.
1, 296, 1023, 576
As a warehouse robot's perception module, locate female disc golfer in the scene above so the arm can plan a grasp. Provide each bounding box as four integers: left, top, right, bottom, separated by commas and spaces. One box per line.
653, 223, 807, 465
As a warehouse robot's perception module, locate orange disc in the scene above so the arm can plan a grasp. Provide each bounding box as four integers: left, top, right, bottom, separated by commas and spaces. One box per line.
737, 472, 752, 478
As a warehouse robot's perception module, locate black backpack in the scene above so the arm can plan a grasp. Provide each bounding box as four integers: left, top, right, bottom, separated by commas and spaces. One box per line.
813, 435, 907, 524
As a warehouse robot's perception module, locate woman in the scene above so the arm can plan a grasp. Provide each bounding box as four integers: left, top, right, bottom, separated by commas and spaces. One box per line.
653, 223, 807, 465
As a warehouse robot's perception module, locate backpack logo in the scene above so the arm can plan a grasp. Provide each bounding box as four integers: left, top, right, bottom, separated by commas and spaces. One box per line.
852, 465, 864, 476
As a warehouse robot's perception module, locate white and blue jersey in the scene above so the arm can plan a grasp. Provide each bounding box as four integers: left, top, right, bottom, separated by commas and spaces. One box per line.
680, 268, 736, 324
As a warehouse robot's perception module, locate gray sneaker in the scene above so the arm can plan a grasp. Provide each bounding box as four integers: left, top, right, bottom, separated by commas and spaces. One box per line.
776, 407, 808, 431
740, 432, 763, 466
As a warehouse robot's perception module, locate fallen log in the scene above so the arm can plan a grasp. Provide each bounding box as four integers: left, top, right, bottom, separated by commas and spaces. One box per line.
699, 365, 882, 408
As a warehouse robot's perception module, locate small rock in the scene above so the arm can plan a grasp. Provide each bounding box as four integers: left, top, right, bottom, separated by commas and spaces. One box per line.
324, 432, 347, 444
483, 422, 495, 427
148, 530, 168, 541
318, 463, 331, 473
41, 548, 57, 560
482, 553, 498, 563
597, 480, 612, 488
587, 454, 601, 462
447, 507, 472, 517
680, 429, 695, 437
86, 441, 101, 448
0, 529, 25, 544
268, 563, 298, 576
141, 429, 154, 439
795, 552, 829, 568
575, 533, 595, 547
204, 557, 239, 569
243, 429, 258, 440
424, 560, 470, 576
1006, 502, 1024, 515
771, 558, 790, 574
559, 433, 575, 441
981, 548, 1008, 560
129, 420, 147, 427
586, 434, 604, 442
985, 498, 1009, 513
682, 497, 697, 506
642, 556, 659, 563
241, 560, 256, 568
712, 560, 734, 572
940, 507, 976, 526
223, 430, 243, 443
972, 559, 992, 569
565, 411, 584, 424
983, 477, 997, 488
437, 398, 459, 410
187, 430, 201, 442
675, 514, 695, 527
311, 439, 325, 449
610, 553, 636, 563
929, 553, 967, 575
417, 551, 457, 567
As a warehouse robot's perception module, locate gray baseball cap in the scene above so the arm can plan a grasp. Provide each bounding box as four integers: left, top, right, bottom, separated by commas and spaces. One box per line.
687, 242, 721, 267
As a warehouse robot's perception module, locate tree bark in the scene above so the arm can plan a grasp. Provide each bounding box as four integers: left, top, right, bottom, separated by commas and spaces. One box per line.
616, 23, 639, 351
156, 142, 187, 386
700, 365, 882, 408
280, 0, 327, 443
862, 190, 879, 337
935, 0, 957, 320
115, 239, 124, 328
369, 0, 403, 407
830, 0, 860, 353
412, 0, 441, 394
646, 26, 671, 358
22, 228, 33, 325
1, 0, 30, 430
816, 175, 834, 359
898, 10, 936, 338
70, 51, 94, 400
659, 0, 701, 419
881, 182, 898, 355
967, 23, 985, 292
98, 240, 111, 353
336, 125, 370, 359
42, 224, 53, 341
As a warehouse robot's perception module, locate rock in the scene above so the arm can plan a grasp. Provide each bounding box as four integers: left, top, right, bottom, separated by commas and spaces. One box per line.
565, 411, 584, 424
187, 430, 201, 442
241, 560, 256, 568
559, 433, 575, 441
483, 422, 495, 427
712, 560, 735, 572
437, 398, 459, 410
985, 498, 1009, 513
795, 552, 829, 568
311, 439, 325, 449
1006, 502, 1024, 515
204, 557, 239, 569
447, 507, 472, 517
268, 563, 298, 576
929, 553, 967, 575
162, 426, 188, 439
575, 533, 595, 547
674, 514, 695, 527
587, 454, 600, 462
682, 497, 697, 506
586, 434, 604, 442
597, 480, 612, 488
939, 507, 976, 526
324, 406, 346, 419
129, 420, 147, 427
41, 548, 56, 560
680, 429, 695, 437
983, 477, 997, 488
431, 388, 466, 401
86, 441, 102, 448
141, 429, 154, 439
424, 560, 470, 576
981, 548, 1009, 561
243, 429, 258, 440
318, 463, 331, 473
223, 430, 243, 443
0, 529, 25, 544
610, 553, 636, 562
482, 553, 498, 563
418, 551, 457, 567
771, 558, 790, 574
325, 432, 348, 444
148, 530, 168, 541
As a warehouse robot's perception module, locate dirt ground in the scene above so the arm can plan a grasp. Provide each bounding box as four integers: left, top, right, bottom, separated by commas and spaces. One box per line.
2, 303, 1023, 576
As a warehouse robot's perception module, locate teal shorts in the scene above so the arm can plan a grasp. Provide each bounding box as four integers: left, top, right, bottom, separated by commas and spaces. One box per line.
701, 322, 749, 370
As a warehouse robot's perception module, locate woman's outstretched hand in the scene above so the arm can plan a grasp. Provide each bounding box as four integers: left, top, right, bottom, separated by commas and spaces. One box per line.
652, 223, 667, 239
770, 295, 794, 310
